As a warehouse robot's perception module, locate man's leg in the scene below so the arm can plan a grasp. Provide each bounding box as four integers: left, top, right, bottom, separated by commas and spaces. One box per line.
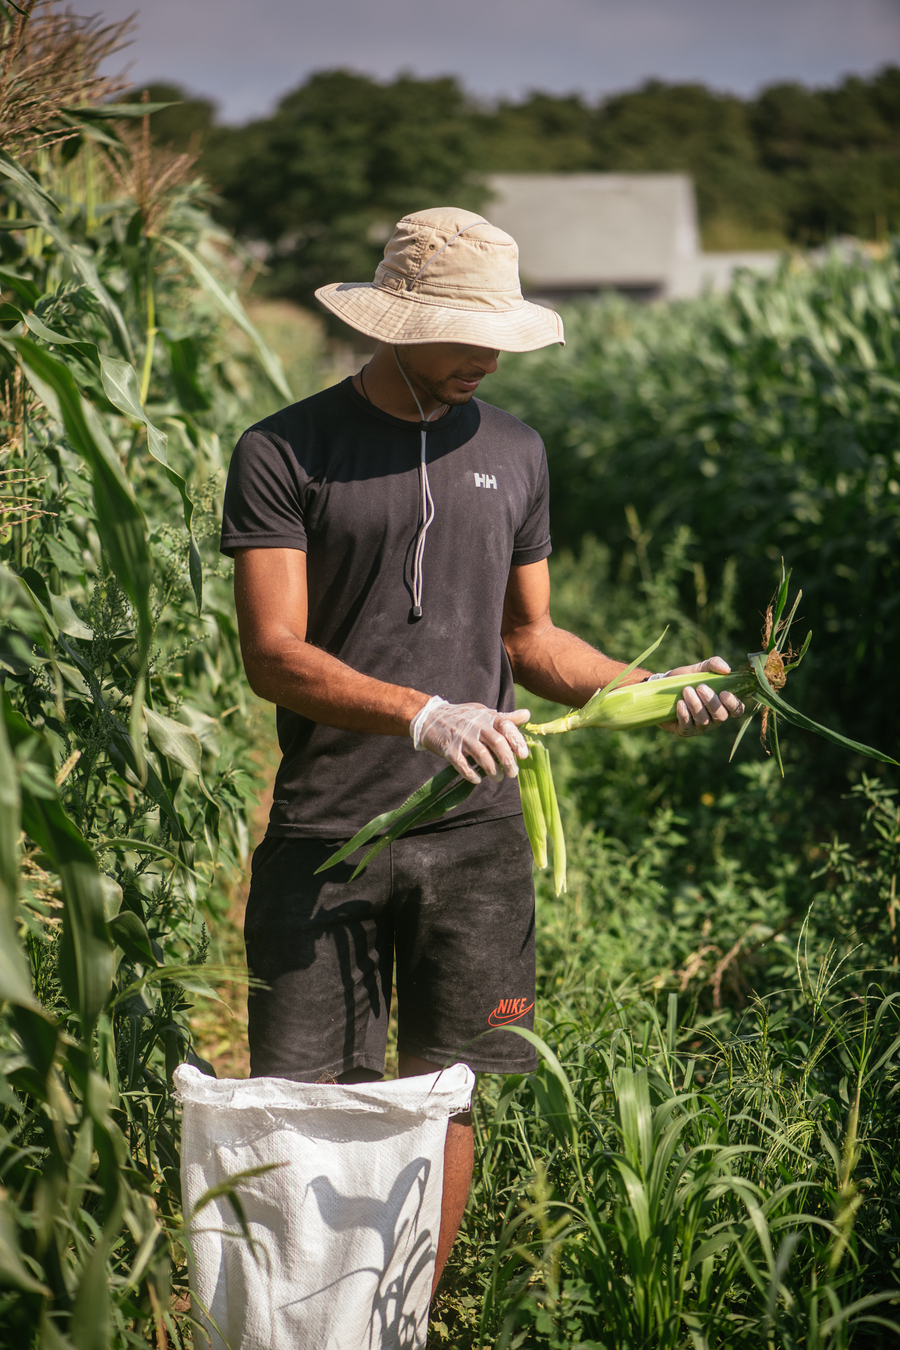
399, 1051, 474, 1296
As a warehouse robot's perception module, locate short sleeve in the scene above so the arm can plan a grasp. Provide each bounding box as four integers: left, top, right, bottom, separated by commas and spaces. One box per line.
220, 429, 308, 558
511, 442, 552, 566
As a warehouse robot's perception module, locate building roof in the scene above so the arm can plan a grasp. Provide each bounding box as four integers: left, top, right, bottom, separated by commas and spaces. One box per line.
486, 173, 780, 299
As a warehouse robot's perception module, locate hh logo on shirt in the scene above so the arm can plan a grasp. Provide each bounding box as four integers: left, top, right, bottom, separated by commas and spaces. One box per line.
474, 472, 497, 489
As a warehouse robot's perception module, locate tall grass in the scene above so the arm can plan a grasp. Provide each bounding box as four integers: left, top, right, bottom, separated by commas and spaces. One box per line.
434, 958, 900, 1348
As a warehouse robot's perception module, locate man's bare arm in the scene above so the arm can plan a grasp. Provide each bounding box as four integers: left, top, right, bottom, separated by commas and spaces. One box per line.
234, 548, 429, 735
502, 560, 744, 733
501, 559, 652, 704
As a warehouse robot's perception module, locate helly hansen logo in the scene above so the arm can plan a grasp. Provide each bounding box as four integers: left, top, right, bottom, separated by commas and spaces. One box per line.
488, 997, 534, 1027
474, 472, 497, 489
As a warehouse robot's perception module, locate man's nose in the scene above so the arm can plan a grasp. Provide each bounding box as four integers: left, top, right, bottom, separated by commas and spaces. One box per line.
470, 348, 499, 374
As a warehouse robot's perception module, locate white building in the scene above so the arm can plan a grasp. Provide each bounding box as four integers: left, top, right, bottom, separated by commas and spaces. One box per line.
486, 173, 781, 302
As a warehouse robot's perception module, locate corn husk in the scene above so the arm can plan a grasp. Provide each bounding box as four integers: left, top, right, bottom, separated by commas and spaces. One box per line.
520, 737, 566, 893
318, 573, 896, 893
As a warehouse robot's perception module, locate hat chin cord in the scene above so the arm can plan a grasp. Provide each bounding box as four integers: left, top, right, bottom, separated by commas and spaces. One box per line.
392, 346, 443, 619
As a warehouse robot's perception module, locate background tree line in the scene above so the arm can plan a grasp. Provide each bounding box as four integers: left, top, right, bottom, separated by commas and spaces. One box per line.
139, 66, 900, 304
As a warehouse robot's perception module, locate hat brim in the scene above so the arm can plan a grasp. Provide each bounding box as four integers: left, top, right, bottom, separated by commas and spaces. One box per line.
315, 281, 564, 352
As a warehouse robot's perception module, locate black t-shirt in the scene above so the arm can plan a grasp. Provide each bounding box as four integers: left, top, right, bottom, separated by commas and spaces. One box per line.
220, 377, 552, 839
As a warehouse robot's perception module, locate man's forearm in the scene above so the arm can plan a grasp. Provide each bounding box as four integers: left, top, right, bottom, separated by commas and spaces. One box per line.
243, 635, 430, 735
505, 620, 651, 706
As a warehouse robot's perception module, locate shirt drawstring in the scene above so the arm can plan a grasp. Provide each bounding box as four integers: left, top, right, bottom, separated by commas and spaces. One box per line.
392, 346, 443, 619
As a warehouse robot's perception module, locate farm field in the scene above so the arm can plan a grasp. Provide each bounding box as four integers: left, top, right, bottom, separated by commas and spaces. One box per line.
1, 13, 899, 1343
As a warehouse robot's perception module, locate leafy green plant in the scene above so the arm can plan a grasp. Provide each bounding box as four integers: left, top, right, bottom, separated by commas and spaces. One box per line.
0, 7, 297, 1340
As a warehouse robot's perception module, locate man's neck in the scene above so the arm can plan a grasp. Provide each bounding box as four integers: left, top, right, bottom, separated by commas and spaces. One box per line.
351, 344, 446, 422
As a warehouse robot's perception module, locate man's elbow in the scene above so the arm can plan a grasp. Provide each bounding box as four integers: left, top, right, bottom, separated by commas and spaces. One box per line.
503, 618, 556, 678
240, 641, 288, 702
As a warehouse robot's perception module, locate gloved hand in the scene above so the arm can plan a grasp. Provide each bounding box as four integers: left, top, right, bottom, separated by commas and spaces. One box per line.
653, 656, 745, 738
410, 697, 531, 784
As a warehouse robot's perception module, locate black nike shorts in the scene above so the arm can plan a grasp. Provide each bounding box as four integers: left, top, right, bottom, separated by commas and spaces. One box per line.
243, 814, 538, 1081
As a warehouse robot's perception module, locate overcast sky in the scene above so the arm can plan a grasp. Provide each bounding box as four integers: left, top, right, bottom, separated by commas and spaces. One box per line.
97, 0, 900, 124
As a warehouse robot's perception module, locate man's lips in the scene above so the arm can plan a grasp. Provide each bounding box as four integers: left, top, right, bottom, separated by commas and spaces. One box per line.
452, 375, 482, 390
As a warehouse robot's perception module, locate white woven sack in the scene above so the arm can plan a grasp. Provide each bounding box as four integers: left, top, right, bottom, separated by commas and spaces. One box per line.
175, 1063, 475, 1350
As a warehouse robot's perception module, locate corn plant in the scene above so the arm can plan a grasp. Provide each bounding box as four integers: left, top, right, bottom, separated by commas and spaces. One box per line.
0, 8, 294, 1341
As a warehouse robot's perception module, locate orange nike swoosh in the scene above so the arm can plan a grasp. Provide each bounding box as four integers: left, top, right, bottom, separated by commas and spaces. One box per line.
488, 1001, 534, 1027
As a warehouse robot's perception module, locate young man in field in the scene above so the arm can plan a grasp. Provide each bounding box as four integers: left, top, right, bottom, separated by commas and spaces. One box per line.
221, 207, 744, 1290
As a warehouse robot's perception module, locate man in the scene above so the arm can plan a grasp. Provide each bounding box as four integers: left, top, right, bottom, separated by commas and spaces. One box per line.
220, 207, 744, 1293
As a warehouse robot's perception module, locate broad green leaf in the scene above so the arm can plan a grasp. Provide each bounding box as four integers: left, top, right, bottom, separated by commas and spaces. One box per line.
0, 265, 41, 306
349, 776, 478, 879
0, 1194, 49, 1294
750, 652, 898, 765
577, 629, 668, 719
14, 337, 153, 665
100, 836, 205, 880
109, 911, 159, 967
145, 707, 203, 776
0, 161, 132, 357
62, 101, 176, 118
768, 565, 792, 651
160, 234, 293, 402
68, 1236, 111, 1350
99, 356, 202, 610
0, 149, 59, 210
4, 302, 202, 613
3, 693, 113, 1032
316, 764, 459, 871
728, 709, 756, 762
0, 705, 38, 1009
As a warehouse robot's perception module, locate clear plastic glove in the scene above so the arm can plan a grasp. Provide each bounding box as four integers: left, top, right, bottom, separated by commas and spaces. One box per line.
654, 656, 746, 738
410, 697, 531, 784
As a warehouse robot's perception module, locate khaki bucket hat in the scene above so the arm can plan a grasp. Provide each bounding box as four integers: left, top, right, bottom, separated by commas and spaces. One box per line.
315, 206, 564, 352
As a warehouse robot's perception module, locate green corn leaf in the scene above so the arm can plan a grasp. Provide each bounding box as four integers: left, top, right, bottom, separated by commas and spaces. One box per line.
529, 629, 669, 733
13, 336, 153, 665
775, 588, 802, 653
0, 1193, 49, 1295
316, 764, 459, 872
4, 302, 202, 612
159, 234, 293, 402
67, 1235, 111, 1350
750, 652, 898, 765
349, 777, 478, 879
98, 355, 202, 611
0, 149, 59, 210
574, 629, 668, 721
532, 740, 566, 894
3, 692, 113, 1032
0, 160, 132, 357
0, 703, 39, 1010
62, 101, 176, 119
0, 265, 41, 307
768, 565, 792, 652
518, 751, 548, 869
784, 628, 812, 671
145, 707, 203, 776
99, 837, 206, 881
728, 709, 757, 762
768, 710, 785, 778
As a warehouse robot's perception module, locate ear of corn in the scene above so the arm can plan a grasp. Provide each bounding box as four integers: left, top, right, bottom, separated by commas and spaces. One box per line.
527, 670, 755, 736
518, 751, 548, 870
521, 737, 566, 894
330, 587, 896, 887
